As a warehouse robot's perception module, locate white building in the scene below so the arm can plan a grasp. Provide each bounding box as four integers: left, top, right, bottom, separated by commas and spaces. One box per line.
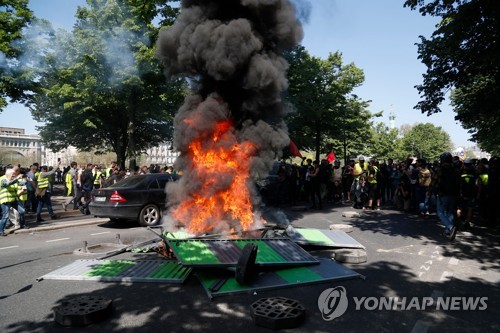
0, 127, 42, 165
0, 127, 179, 168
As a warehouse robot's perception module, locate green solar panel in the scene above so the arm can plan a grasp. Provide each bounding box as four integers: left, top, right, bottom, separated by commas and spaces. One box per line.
85, 260, 135, 277
167, 238, 318, 267
291, 228, 365, 249
42, 260, 192, 283
196, 258, 362, 298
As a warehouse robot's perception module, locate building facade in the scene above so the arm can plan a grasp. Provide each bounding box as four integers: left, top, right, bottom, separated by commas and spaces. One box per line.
1, 127, 180, 168
0, 127, 42, 166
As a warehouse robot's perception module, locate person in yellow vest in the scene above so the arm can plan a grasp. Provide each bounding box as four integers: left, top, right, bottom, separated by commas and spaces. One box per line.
0, 168, 28, 236
92, 165, 103, 189
35, 164, 60, 223
350, 158, 365, 209
105, 161, 117, 179
12, 166, 29, 230
366, 159, 381, 210
65, 170, 73, 197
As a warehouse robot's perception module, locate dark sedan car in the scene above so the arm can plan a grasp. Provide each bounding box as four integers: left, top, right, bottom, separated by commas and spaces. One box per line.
89, 173, 179, 226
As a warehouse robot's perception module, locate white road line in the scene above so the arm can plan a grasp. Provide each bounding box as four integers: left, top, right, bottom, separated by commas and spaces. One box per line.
90, 232, 111, 235
440, 271, 453, 281
46, 238, 70, 243
0, 245, 20, 250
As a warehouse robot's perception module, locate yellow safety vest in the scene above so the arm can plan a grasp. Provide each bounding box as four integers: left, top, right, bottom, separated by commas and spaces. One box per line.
16, 182, 28, 201
37, 172, 49, 189
65, 172, 73, 196
93, 171, 102, 185
368, 166, 379, 184
0, 175, 18, 204
479, 173, 489, 186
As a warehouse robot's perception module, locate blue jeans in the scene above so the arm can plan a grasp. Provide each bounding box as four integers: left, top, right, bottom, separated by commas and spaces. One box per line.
36, 192, 55, 216
417, 186, 429, 214
0, 202, 26, 232
0, 203, 10, 232
436, 195, 455, 231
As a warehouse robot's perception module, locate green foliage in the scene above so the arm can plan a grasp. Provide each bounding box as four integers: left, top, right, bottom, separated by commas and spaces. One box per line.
284, 45, 374, 162
400, 123, 453, 161
0, 0, 34, 109
405, 0, 500, 154
29, 0, 186, 168
369, 122, 403, 161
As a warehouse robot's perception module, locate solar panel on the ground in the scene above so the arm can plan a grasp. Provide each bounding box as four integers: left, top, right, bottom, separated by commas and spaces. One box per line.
196, 258, 363, 298
41, 259, 192, 283
291, 228, 365, 249
166, 238, 319, 267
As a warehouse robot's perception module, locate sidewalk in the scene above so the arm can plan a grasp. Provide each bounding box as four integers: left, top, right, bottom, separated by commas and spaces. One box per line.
8, 186, 106, 235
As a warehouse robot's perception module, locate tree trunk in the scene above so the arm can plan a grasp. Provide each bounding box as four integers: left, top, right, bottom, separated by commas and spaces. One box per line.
127, 95, 137, 171
315, 119, 321, 162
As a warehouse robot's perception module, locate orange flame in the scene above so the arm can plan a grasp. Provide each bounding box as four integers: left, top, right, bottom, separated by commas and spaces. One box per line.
171, 119, 258, 234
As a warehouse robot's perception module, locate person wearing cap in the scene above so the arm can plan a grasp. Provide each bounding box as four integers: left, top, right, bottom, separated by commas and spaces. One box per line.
35, 163, 60, 223
431, 152, 461, 240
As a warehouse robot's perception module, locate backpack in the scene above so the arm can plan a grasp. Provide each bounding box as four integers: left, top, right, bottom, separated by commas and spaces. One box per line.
418, 168, 432, 187
437, 165, 459, 196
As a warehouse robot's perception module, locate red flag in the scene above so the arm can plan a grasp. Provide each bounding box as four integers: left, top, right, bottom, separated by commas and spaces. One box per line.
289, 139, 302, 158
326, 151, 336, 163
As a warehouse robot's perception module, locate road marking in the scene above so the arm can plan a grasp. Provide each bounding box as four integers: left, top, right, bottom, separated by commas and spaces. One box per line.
440, 271, 453, 281
90, 232, 111, 235
410, 320, 430, 333
376, 245, 414, 253
46, 238, 70, 243
0, 245, 20, 250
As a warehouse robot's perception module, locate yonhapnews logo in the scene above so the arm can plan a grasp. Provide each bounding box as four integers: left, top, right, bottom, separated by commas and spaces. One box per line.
318, 287, 488, 320
317, 286, 349, 321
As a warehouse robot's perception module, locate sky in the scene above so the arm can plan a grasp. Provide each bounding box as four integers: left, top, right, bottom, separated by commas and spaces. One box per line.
0, 0, 474, 148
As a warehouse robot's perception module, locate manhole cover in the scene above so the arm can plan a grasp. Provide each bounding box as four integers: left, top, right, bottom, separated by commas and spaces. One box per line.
334, 249, 368, 264
54, 296, 113, 326
251, 297, 305, 329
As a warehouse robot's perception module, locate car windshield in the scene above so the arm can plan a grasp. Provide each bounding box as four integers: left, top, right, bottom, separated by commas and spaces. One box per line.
108, 176, 146, 188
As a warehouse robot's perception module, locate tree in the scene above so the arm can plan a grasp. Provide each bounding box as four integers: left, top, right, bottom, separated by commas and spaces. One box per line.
284, 45, 373, 162
0, 0, 34, 109
369, 121, 402, 161
29, 0, 186, 168
400, 123, 453, 161
405, 0, 500, 154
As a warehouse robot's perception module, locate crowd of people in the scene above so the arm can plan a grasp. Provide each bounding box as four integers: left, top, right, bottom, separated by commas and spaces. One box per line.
2, 153, 499, 239
260, 153, 499, 240
0, 161, 178, 236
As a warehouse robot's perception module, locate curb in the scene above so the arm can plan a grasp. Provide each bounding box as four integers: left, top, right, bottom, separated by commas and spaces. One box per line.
12, 218, 107, 234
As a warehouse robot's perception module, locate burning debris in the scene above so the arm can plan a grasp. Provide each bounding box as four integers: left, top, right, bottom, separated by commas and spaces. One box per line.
156, 0, 303, 234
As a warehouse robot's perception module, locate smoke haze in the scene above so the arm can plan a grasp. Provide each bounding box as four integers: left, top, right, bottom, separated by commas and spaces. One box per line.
157, 0, 303, 232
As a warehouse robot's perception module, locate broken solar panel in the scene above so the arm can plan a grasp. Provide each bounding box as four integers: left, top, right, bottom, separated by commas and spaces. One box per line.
166, 238, 319, 267
290, 228, 365, 249
41, 259, 192, 283
197, 258, 363, 298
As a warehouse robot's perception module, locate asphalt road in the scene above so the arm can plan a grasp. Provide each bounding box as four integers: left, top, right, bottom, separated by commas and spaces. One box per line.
0, 205, 498, 333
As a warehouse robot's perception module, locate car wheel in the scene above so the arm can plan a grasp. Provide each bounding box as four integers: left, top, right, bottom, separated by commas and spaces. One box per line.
139, 204, 161, 226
